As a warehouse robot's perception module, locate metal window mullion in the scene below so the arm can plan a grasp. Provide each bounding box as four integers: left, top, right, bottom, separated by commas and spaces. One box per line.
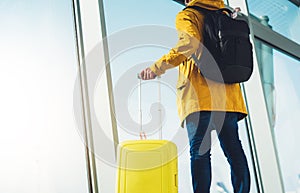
251, 16, 300, 61
97, 0, 119, 155
72, 0, 99, 193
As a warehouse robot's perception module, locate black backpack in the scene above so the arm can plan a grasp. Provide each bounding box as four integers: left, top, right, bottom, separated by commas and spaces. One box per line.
184, 6, 253, 84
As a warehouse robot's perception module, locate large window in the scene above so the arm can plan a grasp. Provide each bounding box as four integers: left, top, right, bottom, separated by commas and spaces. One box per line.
0, 1, 89, 192
255, 39, 300, 193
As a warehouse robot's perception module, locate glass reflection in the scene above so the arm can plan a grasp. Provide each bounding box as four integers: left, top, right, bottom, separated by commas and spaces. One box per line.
247, 0, 300, 44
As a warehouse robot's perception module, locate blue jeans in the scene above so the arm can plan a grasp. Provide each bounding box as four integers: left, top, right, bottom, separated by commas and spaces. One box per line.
186, 111, 250, 193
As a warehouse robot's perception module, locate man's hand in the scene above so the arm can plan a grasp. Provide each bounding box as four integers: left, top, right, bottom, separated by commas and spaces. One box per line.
139, 68, 157, 80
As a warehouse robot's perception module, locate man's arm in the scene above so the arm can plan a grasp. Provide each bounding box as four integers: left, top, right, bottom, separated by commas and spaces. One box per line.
140, 10, 203, 80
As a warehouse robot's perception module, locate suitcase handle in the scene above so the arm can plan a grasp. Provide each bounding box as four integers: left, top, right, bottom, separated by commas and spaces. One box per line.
137, 74, 162, 140
137, 74, 146, 139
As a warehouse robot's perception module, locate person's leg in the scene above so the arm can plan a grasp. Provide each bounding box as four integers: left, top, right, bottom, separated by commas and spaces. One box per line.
186, 111, 212, 193
215, 112, 250, 193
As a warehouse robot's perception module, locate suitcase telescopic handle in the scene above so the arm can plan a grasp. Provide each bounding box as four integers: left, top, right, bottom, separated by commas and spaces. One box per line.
137, 74, 162, 140
137, 74, 146, 139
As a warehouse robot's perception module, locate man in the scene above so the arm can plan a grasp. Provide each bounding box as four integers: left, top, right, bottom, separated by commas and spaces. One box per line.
140, 0, 250, 192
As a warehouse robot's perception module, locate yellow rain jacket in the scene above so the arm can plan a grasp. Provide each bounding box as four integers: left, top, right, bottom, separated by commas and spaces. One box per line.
150, 0, 247, 126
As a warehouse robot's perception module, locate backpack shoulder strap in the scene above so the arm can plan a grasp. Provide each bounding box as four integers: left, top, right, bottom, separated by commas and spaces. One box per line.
216, 8, 233, 16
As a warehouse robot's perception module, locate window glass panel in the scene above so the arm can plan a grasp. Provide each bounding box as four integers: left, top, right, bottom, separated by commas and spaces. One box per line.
255, 39, 300, 193
247, 0, 300, 44
103, 0, 183, 141
0, 1, 89, 193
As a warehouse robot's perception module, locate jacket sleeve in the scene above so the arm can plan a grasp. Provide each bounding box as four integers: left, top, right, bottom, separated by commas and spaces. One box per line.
150, 10, 203, 76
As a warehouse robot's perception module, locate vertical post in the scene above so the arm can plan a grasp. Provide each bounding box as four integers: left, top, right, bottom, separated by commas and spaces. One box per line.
72, 0, 119, 192
258, 16, 275, 129
97, 0, 119, 152
72, 0, 99, 192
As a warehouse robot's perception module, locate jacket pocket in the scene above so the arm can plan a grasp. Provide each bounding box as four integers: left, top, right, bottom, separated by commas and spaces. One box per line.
176, 79, 188, 101
176, 80, 187, 91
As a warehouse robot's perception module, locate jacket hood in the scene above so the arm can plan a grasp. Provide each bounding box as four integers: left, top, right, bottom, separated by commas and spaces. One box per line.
187, 0, 224, 9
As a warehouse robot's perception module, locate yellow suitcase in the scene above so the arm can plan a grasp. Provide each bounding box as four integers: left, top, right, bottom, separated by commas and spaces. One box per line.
116, 139, 178, 193
116, 76, 178, 193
